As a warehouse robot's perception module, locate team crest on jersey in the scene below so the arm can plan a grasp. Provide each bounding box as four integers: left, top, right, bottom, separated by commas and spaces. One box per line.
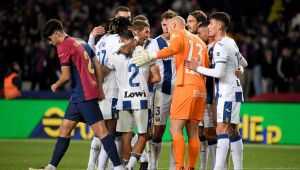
217, 52, 220, 56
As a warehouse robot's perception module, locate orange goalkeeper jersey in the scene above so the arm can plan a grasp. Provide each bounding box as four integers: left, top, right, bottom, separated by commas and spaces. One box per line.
157, 29, 209, 87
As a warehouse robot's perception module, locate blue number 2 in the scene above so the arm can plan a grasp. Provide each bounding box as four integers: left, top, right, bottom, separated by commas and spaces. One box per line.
128, 64, 140, 87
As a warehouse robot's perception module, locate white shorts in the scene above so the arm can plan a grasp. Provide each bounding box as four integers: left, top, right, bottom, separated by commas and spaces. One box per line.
217, 100, 241, 124
116, 109, 151, 134
98, 98, 118, 120
153, 90, 172, 126
199, 104, 215, 128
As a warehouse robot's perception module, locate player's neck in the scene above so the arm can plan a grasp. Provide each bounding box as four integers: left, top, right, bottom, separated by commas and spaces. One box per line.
215, 31, 226, 42
161, 34, 170, 41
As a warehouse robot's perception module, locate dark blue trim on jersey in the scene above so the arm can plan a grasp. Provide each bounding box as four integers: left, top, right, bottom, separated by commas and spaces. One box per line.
229, 135, 241, 142
235, 92, 243, 102
70, 60, 85, 103
123, 101, 132, 110
111, 98, 119, 119
223, 101, 232, 123
157, 37, 172, 95
147, 109, 152, 131
206, 47, 214, 104
217, 134, 229, 139
140, 100, 148, 109
144, 39, 151, 49
148, 84, 154, 93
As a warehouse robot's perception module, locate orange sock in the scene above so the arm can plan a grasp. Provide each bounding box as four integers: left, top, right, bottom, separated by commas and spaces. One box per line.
187, 137, 200, 168
172, 135, 186, 169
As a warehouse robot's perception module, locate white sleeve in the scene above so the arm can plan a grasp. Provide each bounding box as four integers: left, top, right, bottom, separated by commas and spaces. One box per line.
214, 43, 228, 64
88, 34, 96, 52
238, 52, 248, 68
146, 40, 157, 53
196, 62, 226, 78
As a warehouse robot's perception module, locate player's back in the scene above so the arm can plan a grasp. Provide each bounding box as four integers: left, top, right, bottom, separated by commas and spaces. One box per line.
106, 51, 151, 110
172, 29, 208, 88
95, 34, 123, 98
213, 37, 243, 101
147, 36, 176, 94
57, 36, 100, 103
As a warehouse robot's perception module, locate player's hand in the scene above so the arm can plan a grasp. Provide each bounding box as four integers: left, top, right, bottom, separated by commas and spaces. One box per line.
184, 57, 199, 71
235, 67, 243, 78
132, 48, 156, 66
91, 26, 105, 38
99, 89, 105, 101
51, 84, 58, 93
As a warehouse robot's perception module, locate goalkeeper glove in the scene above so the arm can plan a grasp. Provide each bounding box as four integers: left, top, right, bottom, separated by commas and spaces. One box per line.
132, 49, 157, 66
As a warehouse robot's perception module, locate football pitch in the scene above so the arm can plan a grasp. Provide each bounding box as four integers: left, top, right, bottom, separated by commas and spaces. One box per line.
0, 139, 300, 170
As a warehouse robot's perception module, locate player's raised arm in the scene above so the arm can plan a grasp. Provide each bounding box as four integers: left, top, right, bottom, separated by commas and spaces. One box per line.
88, 26, 105, 52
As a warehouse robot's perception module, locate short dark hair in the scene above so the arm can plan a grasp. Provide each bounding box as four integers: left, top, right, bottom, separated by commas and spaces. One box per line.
41, 19, 63, 39
118, 27, 134, 40
108, 17, 132, 34
199, 21, 210, 28
189, 10, 207, 24
132, 20, 150, 31
161, 10, 178, 20
133, 15, 149, 23
115, 6, 130, 16
209, 12, 230, 30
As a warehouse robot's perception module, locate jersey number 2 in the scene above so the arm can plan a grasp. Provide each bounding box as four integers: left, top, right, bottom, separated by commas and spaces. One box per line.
128, 64, 140, 87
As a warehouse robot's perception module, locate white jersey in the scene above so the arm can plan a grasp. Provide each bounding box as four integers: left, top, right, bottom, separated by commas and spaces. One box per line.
106, 49, 151, 110
147, 36, 176, 95
213, 37, 244, 102
95, 34, 123, 98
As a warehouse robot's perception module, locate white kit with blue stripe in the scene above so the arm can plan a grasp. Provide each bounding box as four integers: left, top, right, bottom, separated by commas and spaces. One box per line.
106, 48, 151, 110
213, 37, 245, 124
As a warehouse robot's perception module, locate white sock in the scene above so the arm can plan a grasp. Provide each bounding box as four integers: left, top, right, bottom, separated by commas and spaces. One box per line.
127, 153, 140, 169
200, 140, 208, 170
150, 142, 162, 169
169, 142, 176, 170
115, 135, 122, 160
224, 151, 230, 170
131, 134, 138, 147
97, 147, 108, 170
45, 164, 56, 170
87, 136, 101, 170
113, 165, 124, 170
146, 140, 152, 169
214, 135, 229, 170
230, 137, 243, 170
208, 142, 217, 169
140, 150, 148, 163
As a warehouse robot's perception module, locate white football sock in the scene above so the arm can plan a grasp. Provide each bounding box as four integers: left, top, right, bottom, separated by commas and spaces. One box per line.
200, 140, 208, 170
150, 141, 162, 169
208, 143, 217, 169
45, 164, 56, 170
127, 153, 140, 169
169, 142, 176, 170
146, 140, 152, 170
97, 148, 108, 170
230, 138, 243, 170
214, 135, 229, 170
87, 136, 101, 170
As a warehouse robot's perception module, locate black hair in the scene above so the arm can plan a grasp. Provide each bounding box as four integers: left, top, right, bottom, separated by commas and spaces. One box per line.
189, 10, 207, 24
115, 6, 130, 16
209, 12, 230, 30
107, 17, 132, 34
41, 19, 63, 39
118, 27, 134, 40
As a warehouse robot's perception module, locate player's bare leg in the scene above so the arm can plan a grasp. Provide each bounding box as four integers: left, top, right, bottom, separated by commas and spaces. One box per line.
228, 124, 243, 170
127, 133, 149, 169
121, 132, 134, 165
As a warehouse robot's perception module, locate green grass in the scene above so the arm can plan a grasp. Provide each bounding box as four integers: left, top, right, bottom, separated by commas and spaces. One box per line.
0, 139, 300, 170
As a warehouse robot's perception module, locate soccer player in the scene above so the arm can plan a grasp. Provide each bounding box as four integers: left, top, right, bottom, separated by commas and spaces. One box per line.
146, 9, 178, 170
186, 10, 218, 170
102, 28, 161, 169
186, 12, 248, 170
87, 6, 132, 169
30, 19, 122, 170
132, 16, 209, 170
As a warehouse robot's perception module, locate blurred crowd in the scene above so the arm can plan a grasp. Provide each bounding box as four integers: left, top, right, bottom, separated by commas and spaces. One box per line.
1, 0, 300, 99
